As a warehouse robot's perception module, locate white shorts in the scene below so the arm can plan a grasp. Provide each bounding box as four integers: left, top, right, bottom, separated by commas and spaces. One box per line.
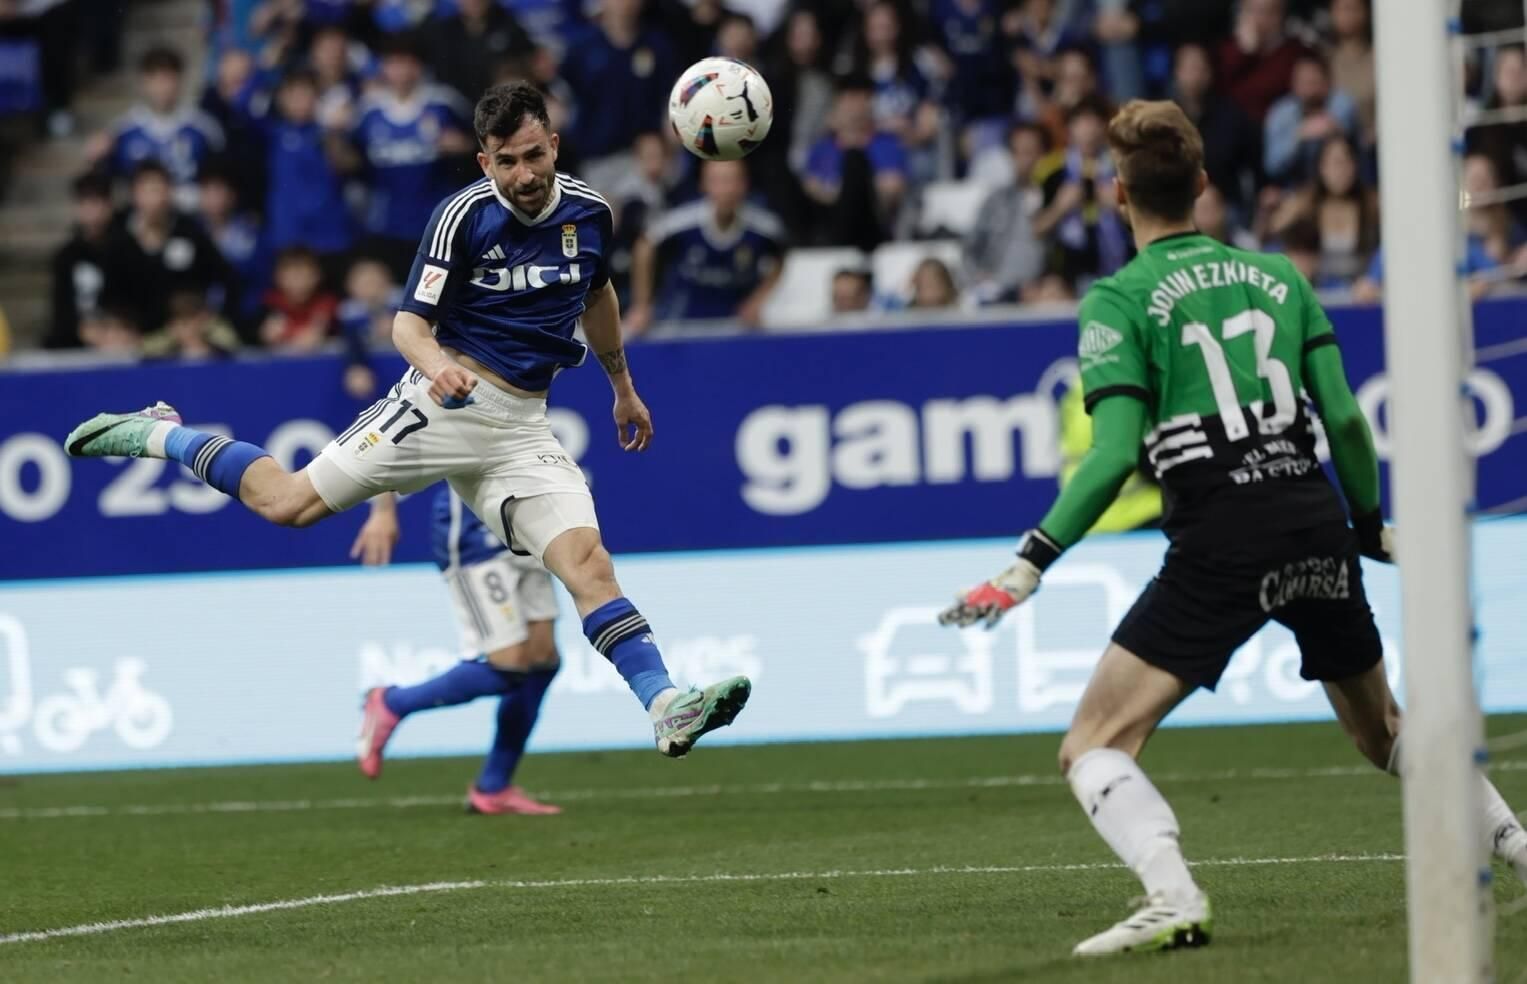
446, 551, 558, 654
307, 368, 599, 560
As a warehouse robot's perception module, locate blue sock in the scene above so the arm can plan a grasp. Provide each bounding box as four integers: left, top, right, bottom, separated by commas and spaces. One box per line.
383, 659, 521, 717
475, 664, 556, 793
163, 427, 270, 498
582, 598, 674, 709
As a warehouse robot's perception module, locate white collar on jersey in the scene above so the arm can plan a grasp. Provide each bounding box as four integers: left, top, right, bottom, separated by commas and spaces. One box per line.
491, 178, 563, 226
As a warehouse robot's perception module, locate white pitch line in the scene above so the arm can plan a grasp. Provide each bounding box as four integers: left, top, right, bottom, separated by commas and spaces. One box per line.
0, 853, 1404, 947
9, 761, 1527, 822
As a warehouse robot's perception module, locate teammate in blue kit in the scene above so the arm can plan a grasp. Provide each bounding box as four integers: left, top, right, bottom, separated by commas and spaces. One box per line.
66, 82, 751, 758
351, 486, 562, 816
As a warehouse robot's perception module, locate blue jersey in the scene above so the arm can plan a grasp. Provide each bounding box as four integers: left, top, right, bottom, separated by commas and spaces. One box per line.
400, 172, 614, 391
430, 484, 506, 570
107, 105, 225, 189
353, 86, 469, 240
647, 200, 785, 321
262, 118, 355, 254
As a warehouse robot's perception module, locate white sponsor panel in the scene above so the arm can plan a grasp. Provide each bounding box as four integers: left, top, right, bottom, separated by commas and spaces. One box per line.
0, 518, 1523, 772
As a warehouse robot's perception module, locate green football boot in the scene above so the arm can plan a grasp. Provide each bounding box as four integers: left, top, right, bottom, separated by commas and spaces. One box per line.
652, 676, 752, 758
66, 402, 181, 458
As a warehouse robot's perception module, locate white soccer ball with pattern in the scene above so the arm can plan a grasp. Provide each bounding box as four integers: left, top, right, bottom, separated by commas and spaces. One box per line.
667, 57, 773, 161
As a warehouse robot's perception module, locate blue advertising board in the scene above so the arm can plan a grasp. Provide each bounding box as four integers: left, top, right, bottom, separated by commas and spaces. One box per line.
0, 518, 1523, 773
0, 302, 1522, 580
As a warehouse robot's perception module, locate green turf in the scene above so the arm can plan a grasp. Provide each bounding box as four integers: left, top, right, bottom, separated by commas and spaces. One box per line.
5, 717, 1527, 982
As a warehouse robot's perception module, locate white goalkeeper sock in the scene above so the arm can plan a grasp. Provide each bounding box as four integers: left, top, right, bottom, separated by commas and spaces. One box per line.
1388, 734, 1527, 873
1068, 747, 1201, 905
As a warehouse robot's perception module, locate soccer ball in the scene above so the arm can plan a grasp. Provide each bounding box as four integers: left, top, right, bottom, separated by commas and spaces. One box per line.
667, 57, 774, 162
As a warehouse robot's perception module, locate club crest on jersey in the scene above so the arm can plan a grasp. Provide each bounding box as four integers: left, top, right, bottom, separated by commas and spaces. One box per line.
561, 223, 578, 258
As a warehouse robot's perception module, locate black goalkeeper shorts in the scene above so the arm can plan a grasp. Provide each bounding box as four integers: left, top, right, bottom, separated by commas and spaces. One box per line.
1111, 519, 1383, 691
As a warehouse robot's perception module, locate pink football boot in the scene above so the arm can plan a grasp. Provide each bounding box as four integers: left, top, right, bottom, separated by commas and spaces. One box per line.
466, 785, 563, 816
357, 687, 401, 779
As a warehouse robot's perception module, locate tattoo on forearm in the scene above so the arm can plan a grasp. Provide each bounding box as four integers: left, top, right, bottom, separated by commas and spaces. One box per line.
599, 348, 628, 376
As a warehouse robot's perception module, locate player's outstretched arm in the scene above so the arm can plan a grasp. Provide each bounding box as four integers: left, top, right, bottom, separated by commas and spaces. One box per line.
350, 493, 401, 566
1305, 342, 1393, 561
940, 395, 1146, 628
392, 311, 477, 408
584, 281, 653, 452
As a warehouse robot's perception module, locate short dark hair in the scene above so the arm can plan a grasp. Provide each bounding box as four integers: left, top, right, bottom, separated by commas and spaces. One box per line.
280, 67, 319, 91
139, 46, 184, 75
167, 290, 209, 320
1107, 99, 1205, 221
72, 171, 112, 201
375, 31, 425, 62
1067, 94, 1112, 125
834, 72, 874, 96
131, 159, 172, 185
1293, 49, 1330, 76
1280, 218, 1321, 254
1009, 120, 1052, 152
275, 244, 320, 269
473, 81, 550, 148
197, 159, 236, 188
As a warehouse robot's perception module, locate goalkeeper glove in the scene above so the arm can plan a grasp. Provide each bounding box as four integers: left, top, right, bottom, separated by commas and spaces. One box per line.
1352, 509, 1396, 564
938, 530, 1060, 629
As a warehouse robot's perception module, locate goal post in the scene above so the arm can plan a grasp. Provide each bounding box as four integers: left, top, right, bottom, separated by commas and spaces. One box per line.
1372, 2, 1492, 981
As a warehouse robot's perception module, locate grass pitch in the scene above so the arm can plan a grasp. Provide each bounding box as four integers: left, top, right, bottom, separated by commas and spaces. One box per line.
7, 718, 1527, 982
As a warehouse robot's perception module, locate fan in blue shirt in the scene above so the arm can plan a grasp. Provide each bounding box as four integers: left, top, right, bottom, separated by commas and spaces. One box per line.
350, 36, 473, 267
94, 47, 225, 202
629, 160, 785, 330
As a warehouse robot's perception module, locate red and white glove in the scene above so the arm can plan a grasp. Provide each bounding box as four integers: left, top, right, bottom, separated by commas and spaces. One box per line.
938, 530, 1060, 629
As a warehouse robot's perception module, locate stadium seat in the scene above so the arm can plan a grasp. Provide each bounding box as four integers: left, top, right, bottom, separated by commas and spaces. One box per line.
761, 247, 869, 329
914, 181, 989, 239
872, 240, 965, 303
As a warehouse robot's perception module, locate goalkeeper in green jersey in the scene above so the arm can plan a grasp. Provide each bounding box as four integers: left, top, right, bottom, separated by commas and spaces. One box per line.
940, 100, 1527, 958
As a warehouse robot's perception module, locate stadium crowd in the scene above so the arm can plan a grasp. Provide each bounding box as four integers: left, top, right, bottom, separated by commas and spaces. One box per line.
11, 0, 1527, 364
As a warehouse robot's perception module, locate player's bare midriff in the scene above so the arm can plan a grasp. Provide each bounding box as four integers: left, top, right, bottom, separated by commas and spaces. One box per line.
442, 347, 549, 399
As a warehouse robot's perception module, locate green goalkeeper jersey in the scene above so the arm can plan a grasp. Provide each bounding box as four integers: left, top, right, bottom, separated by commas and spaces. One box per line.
1076, 231, 1347, 534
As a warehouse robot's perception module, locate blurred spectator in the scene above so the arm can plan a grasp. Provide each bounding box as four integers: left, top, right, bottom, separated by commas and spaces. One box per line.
1267, 134, 1379, 287
908, 256, 961, 309
47, 172, 114, 350
1033, 46, 1102, 151
964, 122, 1052, 303
342, 35, 472, 279
258, 245, 338, 351
244, 68, 355, 264
1035, 96, 1130, 290
142, 290, 240, 360
804, 76, 909, 251
1467, 45, 1527, 229
102, 161, 233, 338
1093, 0, 1144, 103
1172, 41, 1261, 217
767, 8, 834, 173
1263, 51, 1357, 187
201, 49, 266, 213
197, 164, 266, 326
309, 24, 369, 129
559, 0, 676, 181
338, 256, 401, 398
1007, 0, 1086, 118
933, 0, 1015, 134
1194, 182, 1258, 250
606, 130, 678, 307
830, 267, 874, 314
1217, 0, 1309, 123
421, 0, 535, 106
1353, 154, 1527, 303
1324, 0, 1374, 147
90, 47, 226, 202
78, 305, 143, 355
0, 0, 79, 135
852, 1, 943, 183
628, 159, 785, 334
1279, 217, 1329, 287
716, 12, 759, 63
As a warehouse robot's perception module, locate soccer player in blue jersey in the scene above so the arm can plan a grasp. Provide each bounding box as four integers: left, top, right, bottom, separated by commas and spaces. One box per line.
66, 81, 751, 758
351, 486, 562, 816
